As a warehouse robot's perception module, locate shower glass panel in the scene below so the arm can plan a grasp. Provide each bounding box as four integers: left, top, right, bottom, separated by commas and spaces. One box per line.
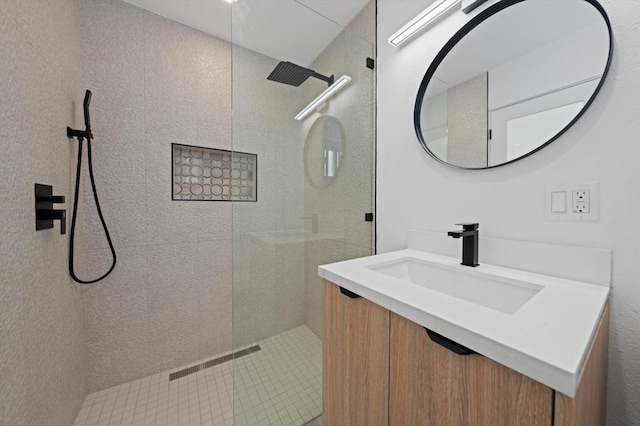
231, 1, 376, 424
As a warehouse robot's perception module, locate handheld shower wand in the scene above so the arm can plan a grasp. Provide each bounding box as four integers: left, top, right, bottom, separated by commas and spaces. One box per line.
83, 90, 92, 130
67, 91, 93, 140
67, 90, 117, 284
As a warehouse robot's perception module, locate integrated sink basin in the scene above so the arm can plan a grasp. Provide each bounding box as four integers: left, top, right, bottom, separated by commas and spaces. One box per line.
368, 257, 542, 314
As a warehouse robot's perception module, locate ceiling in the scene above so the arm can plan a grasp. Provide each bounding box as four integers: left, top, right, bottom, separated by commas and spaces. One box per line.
123, 0, 370, 66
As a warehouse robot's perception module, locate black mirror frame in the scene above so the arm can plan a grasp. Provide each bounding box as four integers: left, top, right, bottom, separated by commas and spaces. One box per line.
413, 0, 613, 170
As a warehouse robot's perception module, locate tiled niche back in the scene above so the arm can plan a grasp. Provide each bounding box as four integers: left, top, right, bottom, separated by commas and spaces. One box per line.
172, 144, 257, 201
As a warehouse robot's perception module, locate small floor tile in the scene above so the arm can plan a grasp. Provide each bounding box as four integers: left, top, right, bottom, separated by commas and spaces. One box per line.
74, 326, 321, 426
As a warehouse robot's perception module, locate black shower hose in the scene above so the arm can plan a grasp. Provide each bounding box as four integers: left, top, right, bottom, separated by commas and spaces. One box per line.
68, 136, 117, 284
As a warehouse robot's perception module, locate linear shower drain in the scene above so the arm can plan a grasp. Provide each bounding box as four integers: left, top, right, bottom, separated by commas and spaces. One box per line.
168, 345, 261, 381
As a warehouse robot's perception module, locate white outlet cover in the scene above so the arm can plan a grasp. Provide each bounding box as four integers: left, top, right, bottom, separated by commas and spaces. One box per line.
545, 182, 600, 222
572, 190, 591, 213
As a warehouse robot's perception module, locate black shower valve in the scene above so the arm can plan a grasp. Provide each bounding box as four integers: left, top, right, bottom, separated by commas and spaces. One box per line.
37, 195, 66, 203
35, 183, 67, 235
37, 209, 67, 235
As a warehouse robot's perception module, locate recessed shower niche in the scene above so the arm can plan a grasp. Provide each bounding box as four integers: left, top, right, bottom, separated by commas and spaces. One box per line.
172, 143, 257, 201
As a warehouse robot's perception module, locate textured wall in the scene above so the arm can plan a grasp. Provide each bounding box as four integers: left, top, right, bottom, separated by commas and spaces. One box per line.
77, 0, 375, 394
377, 1, 640, 424
0, 0, 87, 425
78, 0, 233, 392
302, 2, 377, 338
230, 45, 307, 348
231, 1, 376, 346
447, 73, 488, 168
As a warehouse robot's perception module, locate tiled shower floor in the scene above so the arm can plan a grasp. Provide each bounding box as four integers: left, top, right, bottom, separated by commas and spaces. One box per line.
73, 326, 322, 426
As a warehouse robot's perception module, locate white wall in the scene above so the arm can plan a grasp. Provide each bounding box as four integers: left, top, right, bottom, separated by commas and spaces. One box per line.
377, 1, 640, 424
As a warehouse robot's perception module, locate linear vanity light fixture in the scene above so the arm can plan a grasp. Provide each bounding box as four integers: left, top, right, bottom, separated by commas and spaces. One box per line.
461, 0, 488, 14
388, 0, 460, 47
295, 75, 352, 121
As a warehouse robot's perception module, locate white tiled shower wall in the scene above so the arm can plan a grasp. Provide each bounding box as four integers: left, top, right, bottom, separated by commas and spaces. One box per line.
79, 0, 330, 391
0, 1, 87, 425
78, 0, 234, 392
230, 43, 307, 349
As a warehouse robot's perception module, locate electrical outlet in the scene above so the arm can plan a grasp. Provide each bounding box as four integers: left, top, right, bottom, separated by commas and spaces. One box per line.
573, 190, 590, 213
545, 182, 599, 222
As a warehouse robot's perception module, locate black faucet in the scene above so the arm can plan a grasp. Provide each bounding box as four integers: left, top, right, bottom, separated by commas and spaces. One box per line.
448, 223, 479, 267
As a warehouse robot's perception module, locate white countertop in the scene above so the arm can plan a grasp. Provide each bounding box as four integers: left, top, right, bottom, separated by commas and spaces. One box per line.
319, 249, 610, 397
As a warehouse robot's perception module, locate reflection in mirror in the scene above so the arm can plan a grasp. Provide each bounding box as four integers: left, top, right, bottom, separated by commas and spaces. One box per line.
305, 116, 345, 188
415, 0, 612, 169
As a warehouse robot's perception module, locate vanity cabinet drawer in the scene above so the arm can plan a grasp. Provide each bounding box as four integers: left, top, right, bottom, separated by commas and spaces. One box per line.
389, 313, 552, 425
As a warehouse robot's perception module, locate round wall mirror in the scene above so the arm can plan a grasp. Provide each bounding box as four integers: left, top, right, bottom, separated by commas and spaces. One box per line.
304, 115, 344, 188
414, 0, 613, 169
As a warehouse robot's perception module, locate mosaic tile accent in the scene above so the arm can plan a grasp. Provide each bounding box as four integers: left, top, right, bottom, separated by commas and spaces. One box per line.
172, 144, 257, 201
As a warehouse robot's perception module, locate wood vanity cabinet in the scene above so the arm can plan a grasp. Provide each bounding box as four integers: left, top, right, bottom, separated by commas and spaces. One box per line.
322, 279, 390, 426
322, 280, 609, 426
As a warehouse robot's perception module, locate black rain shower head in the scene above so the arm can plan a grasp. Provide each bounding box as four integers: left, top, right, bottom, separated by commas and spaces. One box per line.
267, 61, 334, 87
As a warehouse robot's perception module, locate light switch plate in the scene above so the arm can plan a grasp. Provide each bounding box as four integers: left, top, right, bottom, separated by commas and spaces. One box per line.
545, 182, 600, 222
551, 191, 567, 213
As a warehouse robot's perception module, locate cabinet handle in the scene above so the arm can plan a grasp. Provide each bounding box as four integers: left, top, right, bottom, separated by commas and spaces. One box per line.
339, 286, 361, 299
425, 328, 477, 355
